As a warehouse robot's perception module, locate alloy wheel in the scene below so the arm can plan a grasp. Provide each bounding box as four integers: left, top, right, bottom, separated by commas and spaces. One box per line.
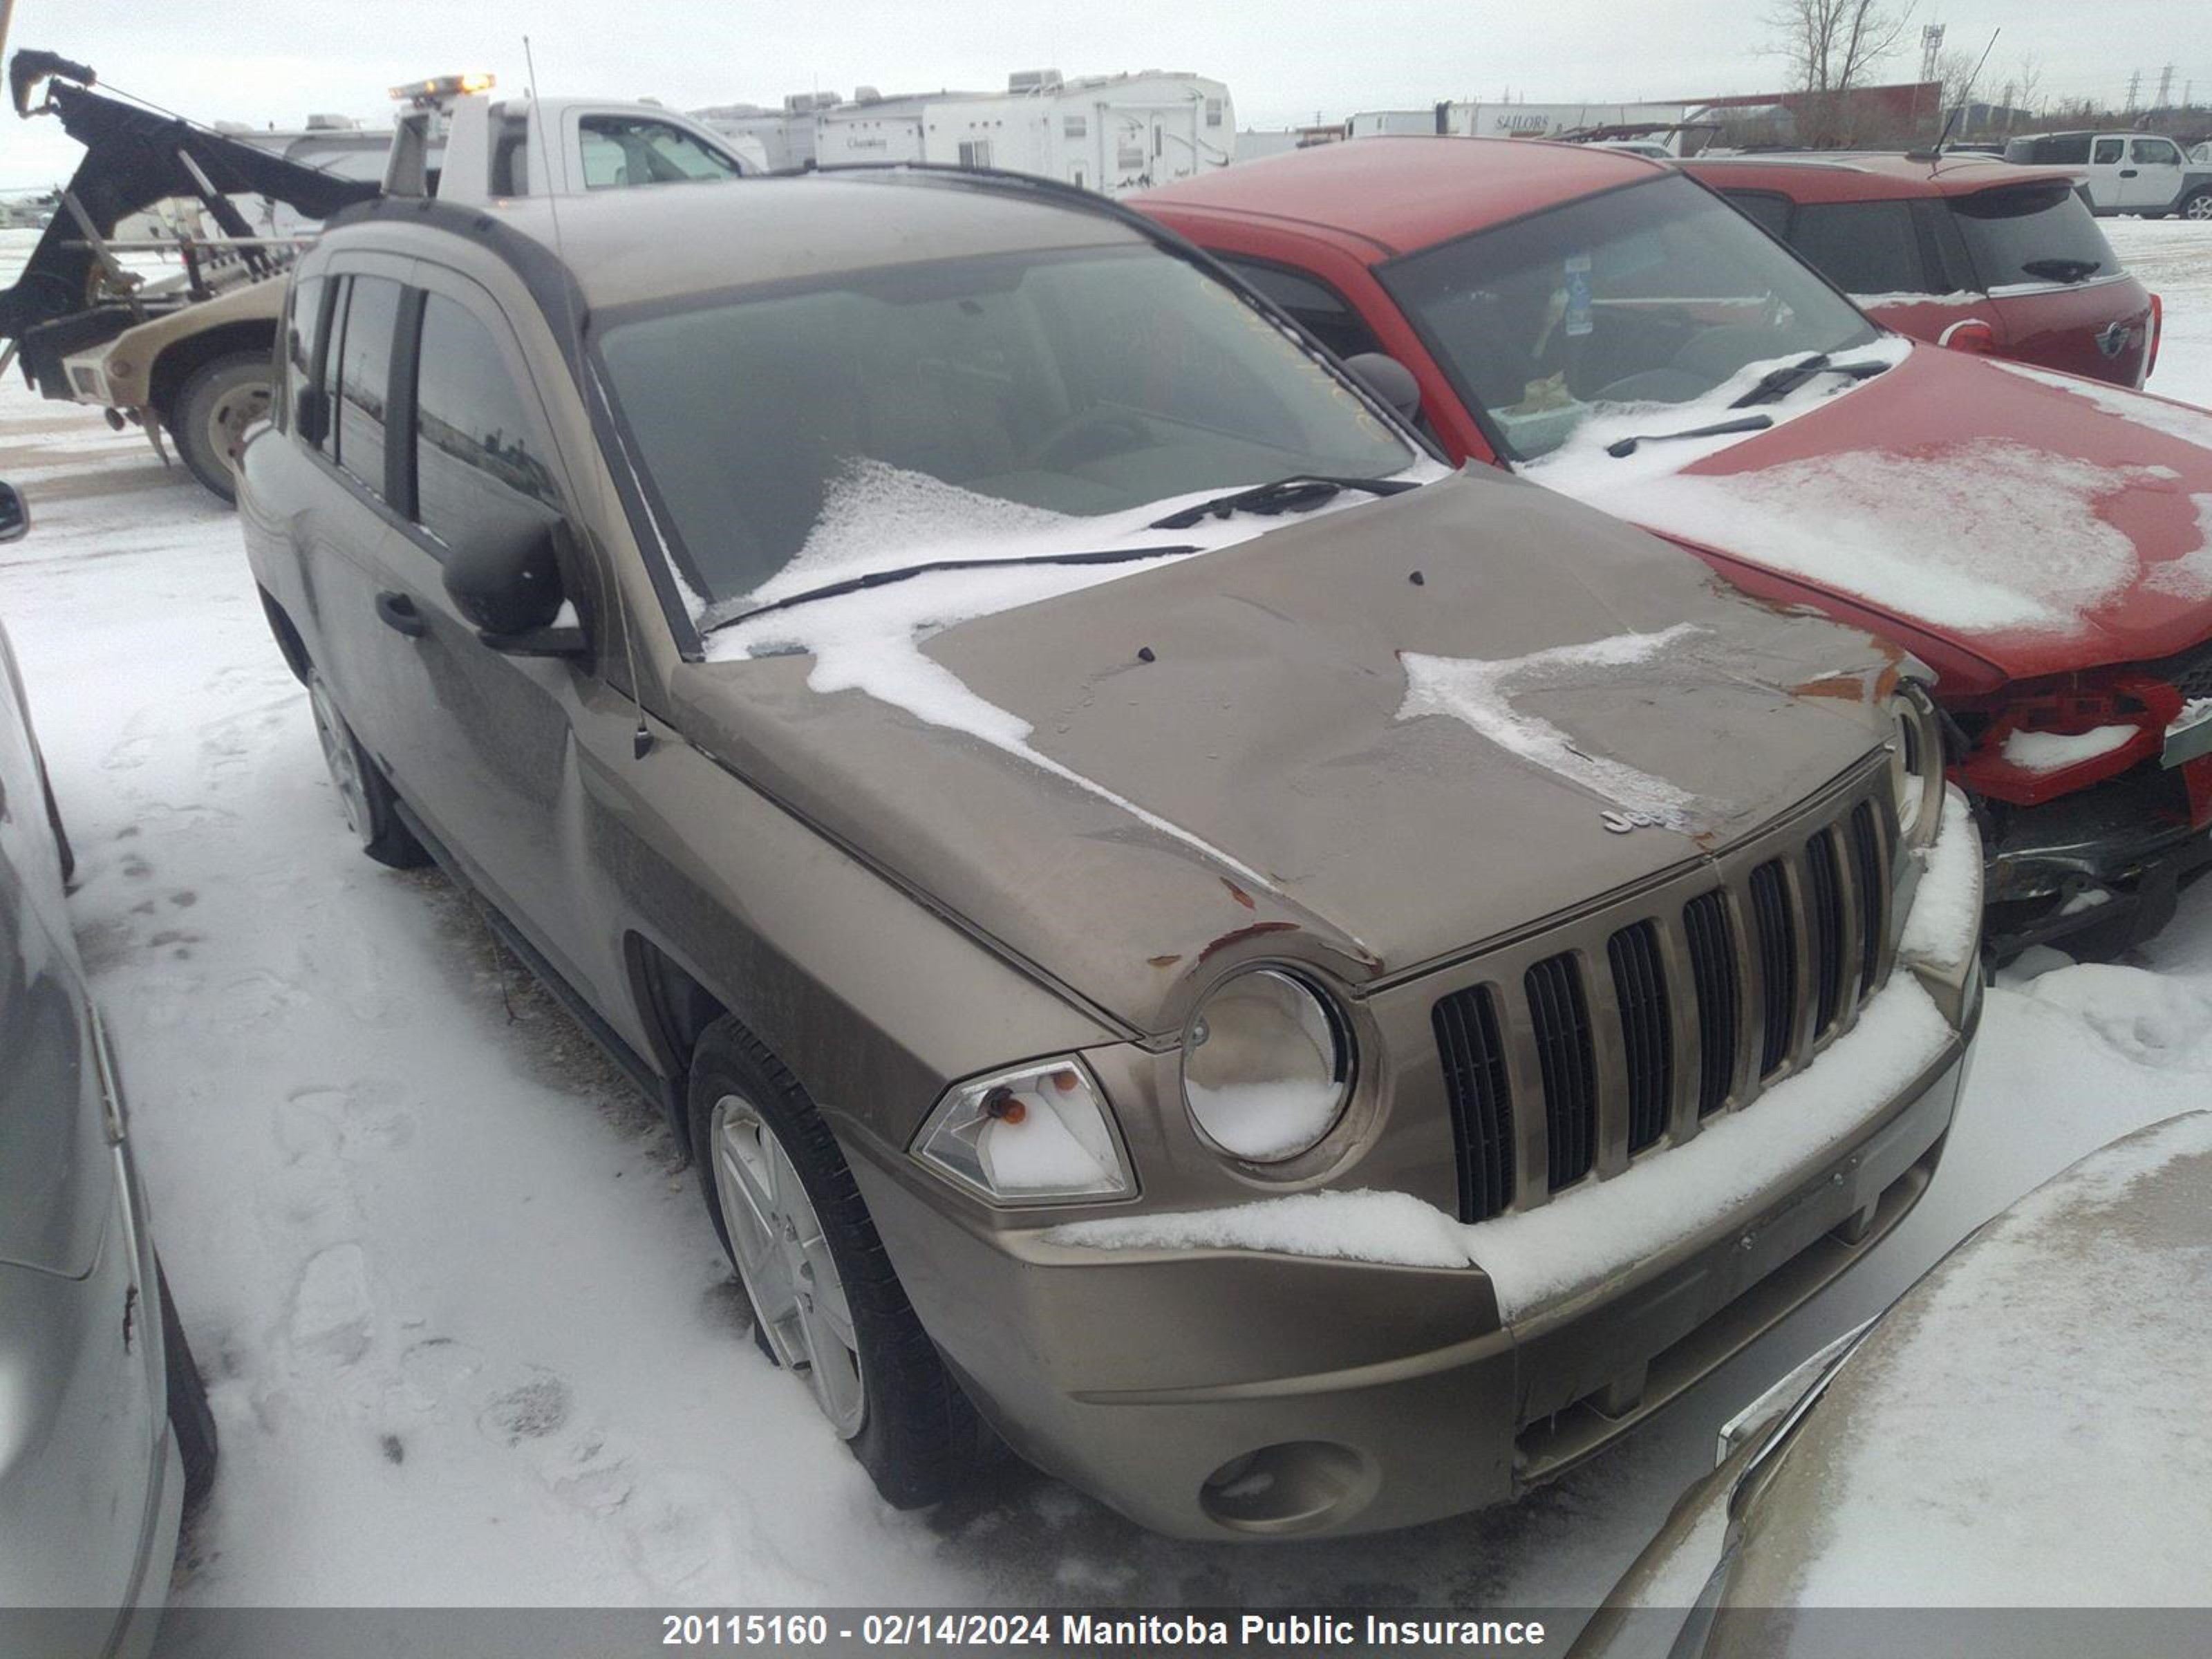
306, 675, 370, 843
711, 1094, 867, 1437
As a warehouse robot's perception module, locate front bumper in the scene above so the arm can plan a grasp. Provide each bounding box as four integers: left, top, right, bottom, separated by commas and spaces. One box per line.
856, 1017, 1970, 1539
1981, 764, 2212, 957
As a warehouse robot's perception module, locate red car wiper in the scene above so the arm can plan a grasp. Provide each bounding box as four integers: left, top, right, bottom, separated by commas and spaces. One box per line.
700, 544, 1199, 634
1729, 353, 1893, 409
1604, 413, 1775, 458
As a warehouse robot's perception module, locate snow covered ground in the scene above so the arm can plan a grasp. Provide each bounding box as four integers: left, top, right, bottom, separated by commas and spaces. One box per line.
2, 220, 2210, 1631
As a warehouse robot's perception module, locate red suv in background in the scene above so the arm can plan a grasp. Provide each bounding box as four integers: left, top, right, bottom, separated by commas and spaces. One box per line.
1681, 153, 2159, 388
1135, 137, 2212, 957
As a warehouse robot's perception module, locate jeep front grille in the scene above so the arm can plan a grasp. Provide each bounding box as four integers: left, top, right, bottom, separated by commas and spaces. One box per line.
1607, 921, 1671, 1155
1431, 985, 1514, 1223
1683, 890, 1739, 1119
1749, 861, 1797, 1077
1432, 775, 1897, 1224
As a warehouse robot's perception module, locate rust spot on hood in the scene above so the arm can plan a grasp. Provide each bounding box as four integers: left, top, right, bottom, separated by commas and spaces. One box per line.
1147, 953, 1183, 969
1221, 878, 1257, 910
1197, 921, 1299, 964
1790, 673, 1873, 702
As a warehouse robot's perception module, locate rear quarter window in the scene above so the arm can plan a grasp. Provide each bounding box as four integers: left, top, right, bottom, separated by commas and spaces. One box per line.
1721, 190, 1792, 239
1218, 257, 1385, 362
2027, 134, 2091, 165
283, 274, 326, 438
1949, 182, 2119, 288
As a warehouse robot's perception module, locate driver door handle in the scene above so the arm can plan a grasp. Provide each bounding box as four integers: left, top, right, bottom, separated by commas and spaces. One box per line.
2119, 168, 2139, 178
376, 590, 427, 638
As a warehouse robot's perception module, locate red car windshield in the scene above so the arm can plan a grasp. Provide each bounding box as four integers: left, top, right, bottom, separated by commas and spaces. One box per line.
1380, 174, 1879, 460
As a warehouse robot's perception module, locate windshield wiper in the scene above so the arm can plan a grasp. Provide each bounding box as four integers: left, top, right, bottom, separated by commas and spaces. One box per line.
2021, 256, 2101, 284
1605, 413, 1775, 458
700, 544, 1199, 634
1147, 474, 1419, 530
1728, 353, 1893, 409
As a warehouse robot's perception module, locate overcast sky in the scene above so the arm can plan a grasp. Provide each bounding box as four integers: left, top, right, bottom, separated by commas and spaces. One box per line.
3, 0, 2204, 187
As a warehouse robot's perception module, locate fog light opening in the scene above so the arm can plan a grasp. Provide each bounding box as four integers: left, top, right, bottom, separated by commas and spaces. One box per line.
1199, 1441, 1376, 1535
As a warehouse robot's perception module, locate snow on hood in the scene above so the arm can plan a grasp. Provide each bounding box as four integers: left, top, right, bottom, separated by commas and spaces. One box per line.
705, 459, 1448, 889
1530, 341, 2212, 667
1581, 440, 2177, 637
1396, 624, 1708, 829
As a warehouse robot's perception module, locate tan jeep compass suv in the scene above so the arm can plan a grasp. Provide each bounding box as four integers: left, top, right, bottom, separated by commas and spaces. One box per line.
237, 168, 1983, 1539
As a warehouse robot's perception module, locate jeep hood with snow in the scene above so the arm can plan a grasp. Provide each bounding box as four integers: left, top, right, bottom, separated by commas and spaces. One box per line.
670, 469, 1913, 1031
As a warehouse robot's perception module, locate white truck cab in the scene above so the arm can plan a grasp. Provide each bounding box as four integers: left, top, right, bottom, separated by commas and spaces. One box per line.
386, 75, 765, 202
2004, 129, 2212, 219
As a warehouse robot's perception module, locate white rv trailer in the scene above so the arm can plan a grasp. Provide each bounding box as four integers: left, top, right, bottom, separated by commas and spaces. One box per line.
715, 70, 1233, 194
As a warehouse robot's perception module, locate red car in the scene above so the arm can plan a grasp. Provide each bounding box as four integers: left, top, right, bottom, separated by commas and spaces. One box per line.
1680, 152, 2160, 388
1135, 137, 2212, 956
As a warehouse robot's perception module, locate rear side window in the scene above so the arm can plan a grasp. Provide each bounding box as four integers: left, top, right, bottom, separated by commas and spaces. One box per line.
2092, 138, 2124, 165
1949, 182, 2119, 288
334, 275, 402, 496
578, 116, 741, 188
412, 294, 563, 549
1219, 257, 1385, 362
1788, 201, 1923, 297
2036, 134, 2091, 165
283, 274, 326, 438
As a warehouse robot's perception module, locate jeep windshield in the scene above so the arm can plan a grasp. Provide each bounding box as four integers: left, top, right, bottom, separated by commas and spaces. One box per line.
594, 243, 1418, 610
1379, 172, 1882, 462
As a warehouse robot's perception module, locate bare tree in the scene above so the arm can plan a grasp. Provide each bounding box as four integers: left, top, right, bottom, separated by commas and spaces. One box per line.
1936, 46, 1978, 125
1764, 0, 1919, 142
2012, 53, 2043, 120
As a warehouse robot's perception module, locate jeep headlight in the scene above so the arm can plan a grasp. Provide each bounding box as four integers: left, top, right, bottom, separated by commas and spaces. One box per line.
912, 1058, 1132, 1204
1887, 683, 1944, 850
1181, 968, 1353, 1163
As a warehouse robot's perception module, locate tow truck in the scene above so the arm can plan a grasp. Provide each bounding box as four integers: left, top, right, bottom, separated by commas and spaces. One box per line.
1, 53, 758, 501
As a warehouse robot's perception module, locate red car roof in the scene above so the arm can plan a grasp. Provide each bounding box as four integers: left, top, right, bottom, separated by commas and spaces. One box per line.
1682, 152, 2088, 201
1134, 135, 1663, 257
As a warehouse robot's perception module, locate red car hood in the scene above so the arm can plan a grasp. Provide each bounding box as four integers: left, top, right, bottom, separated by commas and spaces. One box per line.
1540, 344, 2212, 689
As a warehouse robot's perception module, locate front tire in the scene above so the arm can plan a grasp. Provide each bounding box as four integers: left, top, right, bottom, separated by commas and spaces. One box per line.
306, 666, 428, 868
2181, 190, 2212, 223
687, 1015, 980, 1509
157, 1259, 218, 1514
171, 352, 272, 505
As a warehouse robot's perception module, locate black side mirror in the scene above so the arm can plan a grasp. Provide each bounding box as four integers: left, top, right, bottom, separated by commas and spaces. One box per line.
0, 480, 26, 543
1343, 352, 1423, 423
442, 514, 586, 657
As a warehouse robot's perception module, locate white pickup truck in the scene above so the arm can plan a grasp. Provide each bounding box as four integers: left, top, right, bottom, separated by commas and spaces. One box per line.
44, 75, 760, 501
2002, 129, 2212, 220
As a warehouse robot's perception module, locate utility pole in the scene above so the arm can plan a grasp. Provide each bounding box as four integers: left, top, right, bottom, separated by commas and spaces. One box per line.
2156, 64, 2174, 109
2125, 70, 2140, 112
